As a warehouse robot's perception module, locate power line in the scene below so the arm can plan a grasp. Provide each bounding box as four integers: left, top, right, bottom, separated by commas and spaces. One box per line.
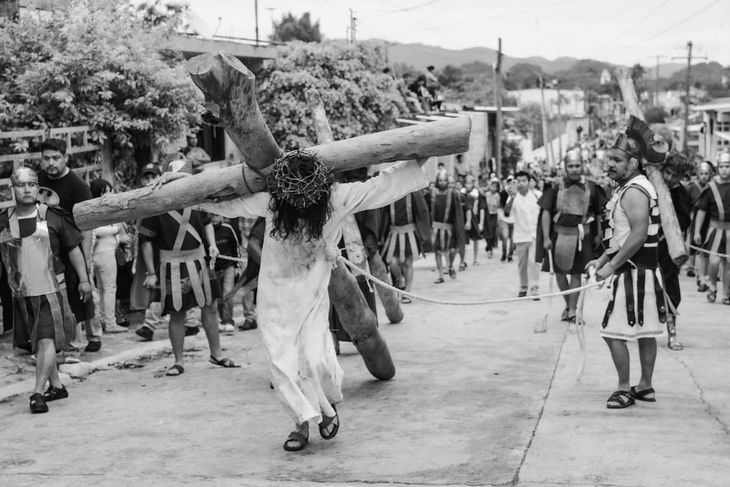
586, 0, 673, 57
389, 0, 446, 13
602, 0, 724, 55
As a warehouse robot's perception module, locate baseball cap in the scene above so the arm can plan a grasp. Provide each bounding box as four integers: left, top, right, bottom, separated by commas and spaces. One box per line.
139, 163, 161, 178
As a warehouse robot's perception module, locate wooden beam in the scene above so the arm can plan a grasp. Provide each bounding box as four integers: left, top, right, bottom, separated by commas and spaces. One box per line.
614, 67, 688, 266
186, 52, 281, 169
74, 116, 471, 230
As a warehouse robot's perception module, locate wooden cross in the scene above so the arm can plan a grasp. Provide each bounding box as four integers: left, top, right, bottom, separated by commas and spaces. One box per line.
73, 52, 471, 230
615, 67, 687, 266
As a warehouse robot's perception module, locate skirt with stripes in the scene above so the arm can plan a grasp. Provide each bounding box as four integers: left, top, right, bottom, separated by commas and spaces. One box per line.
382, 224, 421, 263
702, 222, 730, 257
600, 265, 667, 341
431, 222, 456, 252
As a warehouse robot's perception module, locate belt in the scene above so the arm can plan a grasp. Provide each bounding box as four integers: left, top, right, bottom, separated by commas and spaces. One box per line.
391, 223, 416, 234
554, 224, 580, 236
433, 222, 453, 232
159, 247, 206, 263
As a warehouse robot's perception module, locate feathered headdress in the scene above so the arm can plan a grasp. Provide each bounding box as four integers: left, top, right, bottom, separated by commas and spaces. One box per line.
612, 115, 669, 163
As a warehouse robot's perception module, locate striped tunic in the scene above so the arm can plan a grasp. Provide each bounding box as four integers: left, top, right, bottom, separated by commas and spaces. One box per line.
600, 174, 666, 340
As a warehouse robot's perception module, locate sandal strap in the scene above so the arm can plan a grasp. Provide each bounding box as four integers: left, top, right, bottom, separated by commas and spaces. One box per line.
608, 390, 633, 406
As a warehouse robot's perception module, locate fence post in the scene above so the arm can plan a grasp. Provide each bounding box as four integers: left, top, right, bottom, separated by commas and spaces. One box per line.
101, 136, 113, 182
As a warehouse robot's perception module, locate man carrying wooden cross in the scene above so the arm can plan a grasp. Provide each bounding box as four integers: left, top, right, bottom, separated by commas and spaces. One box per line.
161, 150, 429, 452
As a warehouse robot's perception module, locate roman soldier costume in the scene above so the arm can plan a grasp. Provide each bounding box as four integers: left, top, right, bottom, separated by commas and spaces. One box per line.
426, 187, 465, 252
0, 204, 76, 352
600, 125, 667, 341
381, 191, 431, 263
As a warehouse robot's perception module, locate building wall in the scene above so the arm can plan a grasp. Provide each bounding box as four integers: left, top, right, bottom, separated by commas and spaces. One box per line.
509, 88, 586, 117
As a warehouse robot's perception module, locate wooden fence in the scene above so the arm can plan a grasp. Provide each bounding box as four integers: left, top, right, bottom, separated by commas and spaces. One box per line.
0, 125, 112, 208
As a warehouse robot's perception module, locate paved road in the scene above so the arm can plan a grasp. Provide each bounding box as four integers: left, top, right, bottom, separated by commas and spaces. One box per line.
0, 255, 728, 487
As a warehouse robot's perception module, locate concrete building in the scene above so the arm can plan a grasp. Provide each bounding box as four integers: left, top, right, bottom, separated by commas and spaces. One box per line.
694, 97, 730, 161
508, 88, 586, 118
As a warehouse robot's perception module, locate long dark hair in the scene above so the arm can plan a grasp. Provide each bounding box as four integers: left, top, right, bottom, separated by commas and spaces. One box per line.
267, 151, 333, 243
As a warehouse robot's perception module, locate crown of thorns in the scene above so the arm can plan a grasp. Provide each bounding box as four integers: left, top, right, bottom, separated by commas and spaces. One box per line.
267, 150, 333, 209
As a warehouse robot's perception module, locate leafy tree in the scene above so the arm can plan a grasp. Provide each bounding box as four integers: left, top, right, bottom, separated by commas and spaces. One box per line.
0, 0, 203, 184
438, 64, 464, 88
270, 12, 322, 43
508, 103, 544, 148
256, 41, 407, 149
645, 105, 668, 124
504, 63, 543, 90
501, 137, 522, 177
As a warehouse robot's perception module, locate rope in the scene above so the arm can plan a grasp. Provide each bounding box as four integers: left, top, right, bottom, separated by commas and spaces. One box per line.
216, 253, 601, 305
337, 255, 602, 306
688, 245, 730, 259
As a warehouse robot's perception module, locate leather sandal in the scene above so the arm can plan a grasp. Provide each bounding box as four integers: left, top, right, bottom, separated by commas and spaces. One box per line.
165, 364, 184, 376
283, 431, 309, 452
606, 390, 635, 409
209, 356, 239, 368
319, 404, 340, 440
630, 386, 656, 402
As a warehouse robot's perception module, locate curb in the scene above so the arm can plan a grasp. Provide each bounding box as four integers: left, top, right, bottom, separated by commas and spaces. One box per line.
0, 340, 172, 403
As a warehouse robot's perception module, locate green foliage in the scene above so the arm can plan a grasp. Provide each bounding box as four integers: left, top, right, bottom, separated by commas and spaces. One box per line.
504, 63, 543, 90
553, 59, 615, 91
270, 12, 322, 43
645, 105, 668, 124
256, 41, 408, 149
501, 137, 522, 177
0, 0, 203, 181
508, 103, 544, 148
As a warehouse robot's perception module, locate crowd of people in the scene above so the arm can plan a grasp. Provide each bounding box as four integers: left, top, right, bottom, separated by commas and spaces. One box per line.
1, 117, 728, 450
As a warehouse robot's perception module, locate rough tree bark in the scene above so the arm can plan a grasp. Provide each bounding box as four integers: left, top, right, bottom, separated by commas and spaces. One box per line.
309, 92, 396, 381
74, 116, 470, 230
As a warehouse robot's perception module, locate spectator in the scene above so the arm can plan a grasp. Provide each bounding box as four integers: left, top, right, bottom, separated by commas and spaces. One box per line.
89, 179, 129, 334
504, 171, 540, 298
211, 215, 241, 334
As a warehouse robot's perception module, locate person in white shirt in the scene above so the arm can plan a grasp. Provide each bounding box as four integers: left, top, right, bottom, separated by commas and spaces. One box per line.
504, 171, 540, 297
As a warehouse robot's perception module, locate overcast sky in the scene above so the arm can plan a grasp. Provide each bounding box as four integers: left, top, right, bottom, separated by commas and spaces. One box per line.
182, 0, 730, 66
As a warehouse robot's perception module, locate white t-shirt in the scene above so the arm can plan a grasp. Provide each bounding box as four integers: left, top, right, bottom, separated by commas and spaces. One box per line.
510, 191, 539, 243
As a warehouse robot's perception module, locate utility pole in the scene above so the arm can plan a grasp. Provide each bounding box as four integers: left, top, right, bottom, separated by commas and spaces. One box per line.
673, 41, 706, 156
349, 9, 357, 43
539, 76, 553, 168
495, 37, 503, 178
649, 54, 667, 106
553, 79, 563, 161
254, 0, 259, 46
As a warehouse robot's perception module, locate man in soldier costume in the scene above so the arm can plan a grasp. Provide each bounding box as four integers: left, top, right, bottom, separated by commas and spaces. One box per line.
426, 170, 465, 283
587, 117, 667, 409
139, 161, 237, 376
686, 161, 714, 288
381, 189, 431, 302
0, 168, 91, 413
538, 147, 606, 322
694, 151, 730, 304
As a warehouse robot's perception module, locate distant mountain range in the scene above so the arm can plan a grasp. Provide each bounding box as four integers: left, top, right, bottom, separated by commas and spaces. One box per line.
385, 42, 688, 78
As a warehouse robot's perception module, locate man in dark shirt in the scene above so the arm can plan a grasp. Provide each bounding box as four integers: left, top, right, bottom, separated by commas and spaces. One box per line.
538, 149, 605, 321
211, 215, 240, 334
139, 161, 236, 376
38, 139, 100, 353
660, 151, 693, 350
694, 151, 730, 304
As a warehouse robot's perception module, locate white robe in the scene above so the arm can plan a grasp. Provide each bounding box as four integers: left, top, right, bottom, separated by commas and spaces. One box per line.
199, 160, 428, 424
